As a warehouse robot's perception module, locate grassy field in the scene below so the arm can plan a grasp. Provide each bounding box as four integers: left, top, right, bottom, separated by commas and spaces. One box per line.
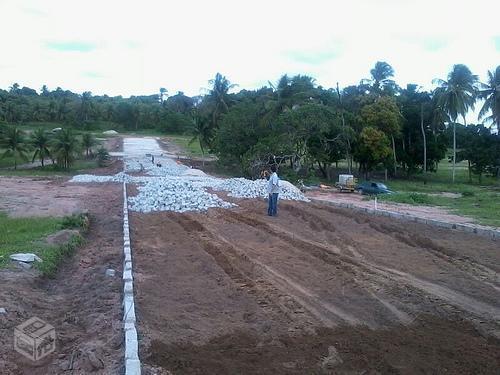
362, 160, 500, 227
0, 212, 86, 276
0, 159, 98, 177
164, 134, 205, 157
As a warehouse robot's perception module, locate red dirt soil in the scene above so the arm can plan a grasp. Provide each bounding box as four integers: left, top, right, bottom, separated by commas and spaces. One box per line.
129, 198, 500, 374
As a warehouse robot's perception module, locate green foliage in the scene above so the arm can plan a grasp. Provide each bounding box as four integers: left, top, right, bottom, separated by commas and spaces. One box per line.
478, 65, 500, 131
0, 211, 88, 275
96, 147, 110, 167
0, 127, 29, 169
81, 132, 97, 157
379, 192, 434, 205
0, 64, 499, 188
51, 128, 79, 169
0, 213, 62, 266
354, 127, 392, 175
36, 234, 83, 277
61, 213, 89, 230
30, 128, 51, 167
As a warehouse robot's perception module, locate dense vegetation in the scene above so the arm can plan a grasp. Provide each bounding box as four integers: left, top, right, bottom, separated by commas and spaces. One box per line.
1, 62, 499, 182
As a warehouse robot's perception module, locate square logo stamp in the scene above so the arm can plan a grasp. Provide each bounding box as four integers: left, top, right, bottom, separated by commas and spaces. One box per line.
14, 317, 56, 361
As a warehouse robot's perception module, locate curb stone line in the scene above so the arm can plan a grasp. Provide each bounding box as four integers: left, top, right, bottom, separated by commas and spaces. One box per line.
122, 182, 141, 375
313, 198, 500, 240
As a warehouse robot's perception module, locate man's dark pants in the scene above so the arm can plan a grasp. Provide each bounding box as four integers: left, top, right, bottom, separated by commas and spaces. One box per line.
267, 193, 279, 216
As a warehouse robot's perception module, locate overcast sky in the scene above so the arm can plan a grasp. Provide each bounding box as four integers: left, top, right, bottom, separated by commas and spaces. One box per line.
1, 0, 499, 100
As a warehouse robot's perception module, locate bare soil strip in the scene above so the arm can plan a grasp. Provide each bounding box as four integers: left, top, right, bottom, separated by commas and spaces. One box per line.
0, 182, 124, 374
130, 198, 500, 374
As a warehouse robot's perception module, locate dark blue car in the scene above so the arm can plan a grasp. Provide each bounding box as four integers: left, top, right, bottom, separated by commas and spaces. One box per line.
355, 181, 393, 195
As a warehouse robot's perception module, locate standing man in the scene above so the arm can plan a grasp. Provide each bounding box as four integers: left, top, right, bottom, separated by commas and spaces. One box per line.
267, 165, 280, 216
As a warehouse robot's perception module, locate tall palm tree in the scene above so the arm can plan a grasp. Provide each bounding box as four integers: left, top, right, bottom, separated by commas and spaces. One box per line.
31, 128, 51, 167
478, 65, 500, 132
0, 127, 29, 169
208, 73, 236, 113
433, 64, 478, 182
79, 91, 93, 122
51, 129, 79, 169
189, 111, 212, 165
368, 61, 397, 95
81, 133, 96, 158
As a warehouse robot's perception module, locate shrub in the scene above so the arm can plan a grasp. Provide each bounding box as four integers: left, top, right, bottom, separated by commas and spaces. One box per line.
97, 147, 110, 167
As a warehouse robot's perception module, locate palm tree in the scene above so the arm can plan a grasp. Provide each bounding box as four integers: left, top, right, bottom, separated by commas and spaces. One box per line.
0, 127, 29, 169
81, 133, 97, 158
31, 128, 51, 167
79, 91, 93, 122
207, 73, 237, 130
433, 64, 478, 182
51, 129, 79, 169
478, 65, 500, 132
159, 87, 168, 104
189, 121, 210, 165
368, 61, 397, 95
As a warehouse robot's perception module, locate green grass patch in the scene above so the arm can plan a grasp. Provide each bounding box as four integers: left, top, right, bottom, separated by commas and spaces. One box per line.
164, 134, 205, 157
36, 234, 83, 277
378, 192, 436, 205
0, 159, 98, 177
0, 213, 62, 265
377, 187, 500, 227
0, 212, 88, 276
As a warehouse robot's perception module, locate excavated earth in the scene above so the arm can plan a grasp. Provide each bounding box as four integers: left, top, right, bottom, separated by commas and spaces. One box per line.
130, 197, 500, 374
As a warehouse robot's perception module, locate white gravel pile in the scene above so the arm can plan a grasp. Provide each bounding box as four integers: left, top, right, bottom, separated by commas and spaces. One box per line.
203, 178, 309, 201
70, 172, 132, 183
71, 137, 308, 213
128, 178, 235, 213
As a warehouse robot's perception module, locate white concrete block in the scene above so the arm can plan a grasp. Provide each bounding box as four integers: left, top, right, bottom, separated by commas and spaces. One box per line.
123, 295, 136, 323
125, 358, 141, 375
123, 269, 133, 281
124, 261, 132, 271
124, 280, 134, 295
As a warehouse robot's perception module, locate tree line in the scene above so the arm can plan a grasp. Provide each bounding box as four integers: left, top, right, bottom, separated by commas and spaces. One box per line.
0, 127, 108, 169
196, 64, 499, 182
1, 62, 499, 181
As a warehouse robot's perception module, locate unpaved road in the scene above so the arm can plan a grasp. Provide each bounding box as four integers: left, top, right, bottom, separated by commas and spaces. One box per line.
131, 197, 500, 374
308, 190, 478, 225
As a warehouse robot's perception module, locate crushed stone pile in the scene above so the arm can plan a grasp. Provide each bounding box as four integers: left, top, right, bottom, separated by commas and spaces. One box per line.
128, 178, 235, 213
71, 138, 309, 213
203, 178, 309, 201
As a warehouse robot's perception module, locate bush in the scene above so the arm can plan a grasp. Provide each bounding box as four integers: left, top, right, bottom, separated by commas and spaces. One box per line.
61, 213, 89, 230
97, 147, 110, 167
379, 192, 434, 205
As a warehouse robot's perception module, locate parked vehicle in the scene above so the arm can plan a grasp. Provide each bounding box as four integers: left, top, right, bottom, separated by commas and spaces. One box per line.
355, 181, 393, 195
335, 174, 358, 192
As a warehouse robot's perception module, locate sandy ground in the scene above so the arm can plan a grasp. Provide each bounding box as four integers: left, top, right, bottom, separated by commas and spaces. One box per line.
308, 190, 478, 225
130, 197, 500, 374
0, 160, 125, 373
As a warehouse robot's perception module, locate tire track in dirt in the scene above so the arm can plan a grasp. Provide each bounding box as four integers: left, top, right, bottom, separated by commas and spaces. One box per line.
201, 210, 412, 327
224, 208, 500, 326
316, 202, 500, 283
177, 214, 374, 327
173, 214, 322, 329
366, 221, 500, 286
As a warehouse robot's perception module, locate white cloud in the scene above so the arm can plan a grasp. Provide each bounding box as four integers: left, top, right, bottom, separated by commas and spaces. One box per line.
0, 0, 499, 113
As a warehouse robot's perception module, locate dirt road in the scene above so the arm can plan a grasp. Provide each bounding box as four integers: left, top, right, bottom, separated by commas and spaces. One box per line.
130, 197, 500, 374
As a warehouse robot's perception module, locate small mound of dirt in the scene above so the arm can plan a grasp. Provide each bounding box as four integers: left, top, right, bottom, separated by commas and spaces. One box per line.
45, 229, 80, 246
